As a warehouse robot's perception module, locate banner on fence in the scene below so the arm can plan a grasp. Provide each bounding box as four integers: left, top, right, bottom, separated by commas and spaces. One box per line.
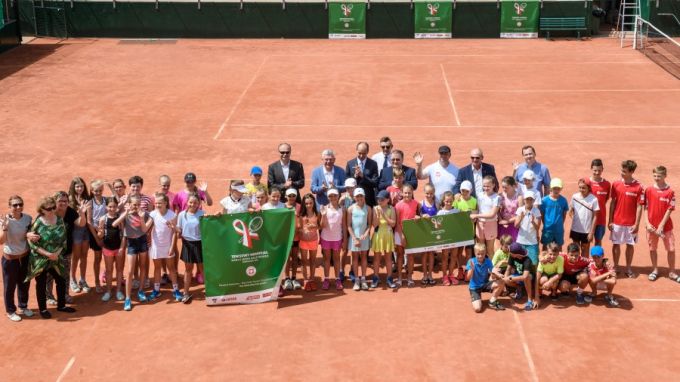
329, 1, 366, 39
402, 212, 475, 254
201, 209, 294, 305
414, 1, 452, 38
500, 0, 539, 38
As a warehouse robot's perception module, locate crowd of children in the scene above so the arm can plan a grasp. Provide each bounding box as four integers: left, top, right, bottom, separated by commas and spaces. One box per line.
0, 149, 676, 320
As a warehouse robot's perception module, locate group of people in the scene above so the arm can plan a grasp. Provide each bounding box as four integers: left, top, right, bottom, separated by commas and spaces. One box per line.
1, 137, 676, 320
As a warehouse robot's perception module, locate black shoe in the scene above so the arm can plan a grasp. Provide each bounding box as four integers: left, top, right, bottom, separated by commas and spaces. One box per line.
40, 310, 52, 319
57, 306, 76, 313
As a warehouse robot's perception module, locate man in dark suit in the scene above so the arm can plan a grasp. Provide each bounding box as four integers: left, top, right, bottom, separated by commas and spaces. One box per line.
452, 148, 497, 198
345, 141, 379, 206
267, 142, 305, 203
378, 149, 418, 191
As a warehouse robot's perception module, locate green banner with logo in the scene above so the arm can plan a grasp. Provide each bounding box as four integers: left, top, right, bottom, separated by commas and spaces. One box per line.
414, 1, 452, 38
200, 209, 294, 305
329, 1, 366, 39
402, 212, 475, 254
500, 0, 539, 38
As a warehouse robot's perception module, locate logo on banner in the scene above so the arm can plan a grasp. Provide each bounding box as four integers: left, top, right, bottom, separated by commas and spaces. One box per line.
246, 266, 257, 277
427, 3, 439, 16
233, 216, 263, 248
430, 216, 444, 239
514, 2, 527, 15
341, 3, 353, 16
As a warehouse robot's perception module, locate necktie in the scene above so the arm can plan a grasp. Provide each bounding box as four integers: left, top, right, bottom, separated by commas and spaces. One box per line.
383, 155, 388, 169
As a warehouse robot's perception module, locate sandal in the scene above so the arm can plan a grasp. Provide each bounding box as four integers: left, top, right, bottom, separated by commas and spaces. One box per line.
648, 272, 659, 282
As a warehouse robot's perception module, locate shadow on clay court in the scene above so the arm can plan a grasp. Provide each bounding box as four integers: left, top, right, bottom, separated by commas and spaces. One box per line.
276, 288, 347, 309
0, 44, 63, 80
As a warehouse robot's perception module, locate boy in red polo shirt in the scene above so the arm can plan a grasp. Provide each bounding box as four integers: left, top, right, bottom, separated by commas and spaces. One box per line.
608, 160, 644, 278
587, 159, 611, 247
642, 166, 677, 282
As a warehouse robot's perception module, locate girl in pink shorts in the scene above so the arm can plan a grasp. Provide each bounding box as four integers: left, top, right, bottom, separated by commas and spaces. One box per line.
299, 193, 320, 291
470, 176, 501, 255
97, 198, 124, 302
320, 189, 346, 290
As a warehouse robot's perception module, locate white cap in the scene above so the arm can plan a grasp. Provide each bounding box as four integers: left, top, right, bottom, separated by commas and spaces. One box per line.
523, 190, 535, 200
232, 185, 247, 193
285, 188, 297, 196
327, 188, 339, 196
344, 178, 357, 188
460, 180, 473, 191
353, 188, 365, 197
522, 170, 535, 180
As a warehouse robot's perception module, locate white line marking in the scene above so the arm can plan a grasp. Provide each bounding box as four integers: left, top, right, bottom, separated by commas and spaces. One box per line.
212, 56, 269, 140
440, 64, 460, 126
628, 298, 680, 302
228, 123, 455, 128
513, 311, 539, 382
216, 138, 675, 144
56, 356, 75, 382
220, 123, 680, 130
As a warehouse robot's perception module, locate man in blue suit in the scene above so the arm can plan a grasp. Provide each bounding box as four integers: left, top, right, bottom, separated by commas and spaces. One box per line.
311, 149, 346, 206
453, 148, 497, 198
378, 149, 418, 191
345, 141, 379, 206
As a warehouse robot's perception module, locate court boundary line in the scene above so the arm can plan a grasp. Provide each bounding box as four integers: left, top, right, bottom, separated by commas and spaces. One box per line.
216, 123, 680, 130
56, 356, 75, 382
215, 138, 676, 144
213, 55, 269, 140
440, 64, 461, 127
513, 311, 539, 382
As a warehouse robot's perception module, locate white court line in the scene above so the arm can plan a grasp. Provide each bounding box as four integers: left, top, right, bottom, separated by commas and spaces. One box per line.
56, 356, 75, 382
513, 311, 539, 382
212, 56, 269, 140
440, 64, 461, 126
228, 123, 454, 128
216, 138, 675, 144
221, 123, 680, 130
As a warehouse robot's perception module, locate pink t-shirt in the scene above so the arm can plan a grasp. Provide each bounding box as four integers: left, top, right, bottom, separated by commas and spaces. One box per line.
395, 199, 418, 233
500, 192, 520, 221
320, 206, 344, 241
172, 189, 207, 212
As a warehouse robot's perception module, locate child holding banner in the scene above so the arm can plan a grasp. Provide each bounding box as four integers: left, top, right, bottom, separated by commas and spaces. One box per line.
320, 189, 346, 291
420, 184, 438, 286
282, 189, 301, 293
348, 188, 373, 291
437, 191, 458, 286
395, 185, 420, 288
371, 190, 396, 288
299, 193, 320, 291
453, 181, 477, 283
176, 194, 205, 304
261, 188, 284, 210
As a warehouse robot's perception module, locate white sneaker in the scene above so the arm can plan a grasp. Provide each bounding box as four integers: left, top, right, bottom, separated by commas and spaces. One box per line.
79, 280, 91, 293
283, 279, 294, 291
353, 282, 361, 291
116, 291, 125, 301
292, 279, 302, 290
19, 308, 34, 318
46, 297, 58, 306
101, 292, 112, 302
70, 279, 81, 293
7, 312, 21, 322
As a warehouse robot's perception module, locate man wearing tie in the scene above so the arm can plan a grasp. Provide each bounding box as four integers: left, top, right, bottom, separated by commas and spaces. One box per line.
267, 142, 305, 203
371, 136, 393, 177
345, 141, 379, 206
311, 149, 346, 206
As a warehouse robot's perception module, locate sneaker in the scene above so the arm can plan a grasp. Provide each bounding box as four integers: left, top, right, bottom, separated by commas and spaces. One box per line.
132, 279, 140, 289
149, 290, 161, 300
292, 279, 302, 290
349, 270, 356, 284
361, 280, 369, 291
395, 279, 403, 288
606, 295, 620, 307
322, 278, 330, 290
161, 273, 170, 285
124, 298, 132, 311
116, 291, 125, 301
7, 312, 21, 322
137, 290, 147, 302
489, 300, 506, 311
283, 279, 294, 291
443, 276, 451, 286
79, 280, 91, 293
338, 270, 345, 283
196, 273, 204, 284
583, 293, 593, 303
40, 310, 52, 319
451, 276, 460, 286
95, 285, 103, 294
173, 289, 183, 301
335, 279, 344, 290
57, 306, 76, 313
144, 278, 151, 289
387, 276, 396, 289
428, 278, 436, 285
524, 300, 535, 311
421, 278, 428, 286
182, 294, 193, 304
353, 282, 361, 291
407, 280, 415, 288
70, 279, 81, 293
19, 308, 34, 318
371, 276, 379, 288
102, 292, 112, 302
46, 296, 58, 306
576, 293, 585, 305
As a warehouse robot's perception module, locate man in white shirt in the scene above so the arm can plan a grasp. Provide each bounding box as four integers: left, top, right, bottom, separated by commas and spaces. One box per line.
413, 145, 459, 203
371, 136, 393, 176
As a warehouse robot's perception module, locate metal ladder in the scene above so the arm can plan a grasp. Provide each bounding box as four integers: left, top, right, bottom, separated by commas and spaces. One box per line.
617, 0, 640, 47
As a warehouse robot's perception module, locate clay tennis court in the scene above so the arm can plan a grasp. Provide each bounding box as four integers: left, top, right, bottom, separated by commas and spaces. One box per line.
1, 37, 680, 380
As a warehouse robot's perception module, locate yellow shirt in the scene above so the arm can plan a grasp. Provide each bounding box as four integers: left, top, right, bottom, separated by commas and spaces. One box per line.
245, 182, 267, 198
537, 256, 564, 275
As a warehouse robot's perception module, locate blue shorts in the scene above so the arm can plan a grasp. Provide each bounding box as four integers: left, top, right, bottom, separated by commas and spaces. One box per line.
541, 228, 564, 246
521, 244, 539, 265
126, 236, 148, 255
72, 226, 89, 244
594, 225, 606, 241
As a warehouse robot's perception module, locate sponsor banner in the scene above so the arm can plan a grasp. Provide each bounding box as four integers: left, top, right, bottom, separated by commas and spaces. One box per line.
414, 1, 452, 39
402, 212, 475, 254
200, 209, 294, 305
500, 0, 539, 38
329, 1, 366, 39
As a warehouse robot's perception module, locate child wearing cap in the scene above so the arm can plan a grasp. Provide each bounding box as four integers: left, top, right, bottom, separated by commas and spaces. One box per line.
339, 178, 356, 283
172, 172, 213, 213
504, 242, 537, 311
246, 166, 268, 205
372, 189, 397, 288
520, 170, 542, 206
348, 188, 373, 291
569, 178, 600, 257
281, 189, 302, 293
534, 243, 564, 306
515, 190, 542, 265
588, 246, 619, 307
470, 176, 501, 255
466, 243, 506, 312
540, 178, 569, 251
559, 243, 592, 304
453, 180, 477, 282
320, 188, 346, 290
643, 166, 677, 282
220, 180, 253, 214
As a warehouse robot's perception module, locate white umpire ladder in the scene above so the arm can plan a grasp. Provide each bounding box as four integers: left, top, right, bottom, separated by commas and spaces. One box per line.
617, 0, 640, 47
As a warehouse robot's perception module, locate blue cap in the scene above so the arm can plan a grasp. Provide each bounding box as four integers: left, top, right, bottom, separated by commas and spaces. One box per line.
376, 190, 390, 200
250, 166, 263, 175
509, 243, 527, 256
590, 246, 604, 257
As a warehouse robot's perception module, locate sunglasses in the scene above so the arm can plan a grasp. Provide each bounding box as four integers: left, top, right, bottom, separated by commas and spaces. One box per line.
279, 151, 291, 155
381, 145, 391, 149
42, 206, 56, 212
11, 203, 23, 208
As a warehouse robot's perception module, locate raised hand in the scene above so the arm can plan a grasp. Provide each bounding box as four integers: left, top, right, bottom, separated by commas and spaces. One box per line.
413, 152, 424, 165
198, 181, 208, 192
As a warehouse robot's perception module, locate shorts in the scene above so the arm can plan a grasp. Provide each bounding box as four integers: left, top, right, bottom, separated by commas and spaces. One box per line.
497, 224, 519, 241
540, 272, 557, 280
594, 225, 606, 241
562, 272, 586, 285
521, 244, 539, 265
126, 236, 148, 255
150, 244, 172, 260
475, 220, 498, 241
648, 230, 675, 252
102, 248, 119, 257
320, 238, 342, 251
89, 231, 102, 251
569, 230, 589, 244
72, 226, 89, 244
541, 228, 564, 246
469, 281, 495, 302
181, 239, 203, 264
610, 224, 637, 245
299, 239, 319, 251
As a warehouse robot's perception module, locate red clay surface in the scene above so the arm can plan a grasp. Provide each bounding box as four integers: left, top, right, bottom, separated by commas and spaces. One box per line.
1, 38, 680, 381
